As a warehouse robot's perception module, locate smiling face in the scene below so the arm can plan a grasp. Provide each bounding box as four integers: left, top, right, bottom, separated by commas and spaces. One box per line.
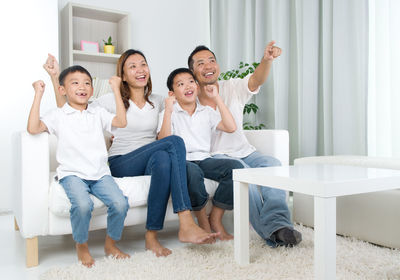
170, 72, 198, 105
122, 53, 150, 89
59, 71, 93, 109
191, 50, 220, 86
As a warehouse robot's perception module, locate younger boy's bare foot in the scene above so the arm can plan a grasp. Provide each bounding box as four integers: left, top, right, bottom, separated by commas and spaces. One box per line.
104, 235, 130, 259
145, 230, 172, 257
76, 243, 95, 268
209, 207, 234, 241
194, 208, 212, 233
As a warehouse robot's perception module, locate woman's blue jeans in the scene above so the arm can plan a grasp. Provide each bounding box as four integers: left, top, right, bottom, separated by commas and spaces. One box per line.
108, 136, 192, 231
213, 151, 293, 247
59, 175, 129, 244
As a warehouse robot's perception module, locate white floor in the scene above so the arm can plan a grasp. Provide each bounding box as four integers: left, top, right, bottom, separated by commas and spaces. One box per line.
0, 212, 234, 280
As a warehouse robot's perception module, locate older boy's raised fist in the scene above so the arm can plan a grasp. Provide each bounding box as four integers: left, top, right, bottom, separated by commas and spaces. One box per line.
43, 54, 60, 77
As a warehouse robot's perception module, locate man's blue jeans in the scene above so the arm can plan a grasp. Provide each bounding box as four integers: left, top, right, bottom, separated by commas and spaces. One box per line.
59, 175, 129, 244
186, 158, 244, 210
213, 151, 293, 247
108, 136, 192, 230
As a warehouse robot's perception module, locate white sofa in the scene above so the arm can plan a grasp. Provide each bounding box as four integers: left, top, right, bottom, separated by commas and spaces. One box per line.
293, 155, 400, 249
12, 129, 289, 267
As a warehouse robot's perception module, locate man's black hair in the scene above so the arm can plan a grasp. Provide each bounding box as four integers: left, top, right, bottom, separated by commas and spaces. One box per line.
59, 65, 92, 86
187, 45, 217, 70
167, 68, 195, 91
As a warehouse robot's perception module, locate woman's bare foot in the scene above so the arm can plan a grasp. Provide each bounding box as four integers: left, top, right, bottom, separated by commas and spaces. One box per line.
178, 210, 219, 244
145, 230, 172, 257
76, 243, 95, 268
209, 207, 233, 241
104, 235, 130, 259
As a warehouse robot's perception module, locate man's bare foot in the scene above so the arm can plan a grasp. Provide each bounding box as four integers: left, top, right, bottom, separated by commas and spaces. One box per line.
104, 235, 130, 259
209, 207, 233, 241
76, 243, 95, 268
178, 210, 219, 244
145, 230, 172, 257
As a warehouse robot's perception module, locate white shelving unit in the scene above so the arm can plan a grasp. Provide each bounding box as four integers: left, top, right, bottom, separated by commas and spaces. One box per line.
60, 2, 130, 79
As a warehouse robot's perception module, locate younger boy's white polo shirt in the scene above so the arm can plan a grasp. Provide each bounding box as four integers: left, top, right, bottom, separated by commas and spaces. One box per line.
157, 102, 220, 161
41, 103, 115, 180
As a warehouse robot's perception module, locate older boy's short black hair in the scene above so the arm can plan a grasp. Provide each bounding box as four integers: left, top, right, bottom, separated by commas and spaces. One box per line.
187, 45, 217, 70
59, 65, 92, 86
167, 68, 195, 91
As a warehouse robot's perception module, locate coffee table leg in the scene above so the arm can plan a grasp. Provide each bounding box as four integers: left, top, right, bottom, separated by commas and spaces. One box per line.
314, 196, 336, 280
234, 180, 249, 265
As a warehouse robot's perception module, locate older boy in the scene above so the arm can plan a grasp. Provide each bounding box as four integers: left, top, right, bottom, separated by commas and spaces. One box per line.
187, 43, 302, 247
27, 66, 129, 267
158, 68, 243, 240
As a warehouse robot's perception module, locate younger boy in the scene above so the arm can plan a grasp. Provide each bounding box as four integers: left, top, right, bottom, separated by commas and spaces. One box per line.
157, 68, 244, 240
27, 66, 129, 267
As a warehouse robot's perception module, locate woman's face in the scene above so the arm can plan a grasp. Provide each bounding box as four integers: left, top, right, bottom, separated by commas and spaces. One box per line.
122, 53, 150, 88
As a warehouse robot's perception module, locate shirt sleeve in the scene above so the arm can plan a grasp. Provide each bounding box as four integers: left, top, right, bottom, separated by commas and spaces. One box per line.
91, 93, 116, 114
40, 108, 59, 135
97, 106, 116, 134
226, 75, 261, 105
208, 107, 222, 132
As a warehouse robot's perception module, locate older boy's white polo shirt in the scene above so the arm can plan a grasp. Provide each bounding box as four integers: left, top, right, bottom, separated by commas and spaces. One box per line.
41, 103, 115, 180
211, 75, 260, 158
157, 102, 220, 161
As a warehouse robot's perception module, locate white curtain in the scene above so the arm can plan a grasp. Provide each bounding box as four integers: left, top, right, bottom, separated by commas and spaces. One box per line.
368, 0, 400, 157
210, 0, 368, 162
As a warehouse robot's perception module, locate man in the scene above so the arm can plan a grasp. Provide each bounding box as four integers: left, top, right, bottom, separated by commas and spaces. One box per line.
187, 41, 302, 247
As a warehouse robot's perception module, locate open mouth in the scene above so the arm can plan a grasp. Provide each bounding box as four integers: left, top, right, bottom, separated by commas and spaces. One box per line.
136, 75, 146, 81
76, 92, 87, 97
204, 72, 215, 78
184, 90, 194, 97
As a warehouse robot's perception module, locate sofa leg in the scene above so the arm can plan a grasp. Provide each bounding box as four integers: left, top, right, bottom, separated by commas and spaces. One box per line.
26, 237, 38, 267
14, 217, 19, 231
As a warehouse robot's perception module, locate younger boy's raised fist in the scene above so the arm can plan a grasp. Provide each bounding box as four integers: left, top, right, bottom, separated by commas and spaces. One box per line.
109, 76, 122, 92
32, 80, 45, 96
204, 84, 219, 99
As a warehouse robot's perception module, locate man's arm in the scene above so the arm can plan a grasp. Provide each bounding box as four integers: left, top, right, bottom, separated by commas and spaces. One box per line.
248, 41, 282, 92
157, 95, 175, 139
27, 81, 48, 134
109, 76, 127, 128
43, 53, 66, 107
205, 85, 236, 133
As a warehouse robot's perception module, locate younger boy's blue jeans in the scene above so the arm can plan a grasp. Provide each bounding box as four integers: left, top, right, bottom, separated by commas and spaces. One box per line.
186, 157, 244, 210
59, 175, 129, 244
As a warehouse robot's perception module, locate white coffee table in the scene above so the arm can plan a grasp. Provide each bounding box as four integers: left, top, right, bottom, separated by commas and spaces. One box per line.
233, 164, 400, 280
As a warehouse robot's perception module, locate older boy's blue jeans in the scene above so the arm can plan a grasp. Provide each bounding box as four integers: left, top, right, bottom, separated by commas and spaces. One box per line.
108, 135, 192, 231
186, 158, 244, 210
213, 151, 293, 247
59, 175, 129, 244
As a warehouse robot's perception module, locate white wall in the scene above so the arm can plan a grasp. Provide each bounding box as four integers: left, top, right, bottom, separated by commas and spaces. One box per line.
58, 0, 211, 96
0, 0, 59, 211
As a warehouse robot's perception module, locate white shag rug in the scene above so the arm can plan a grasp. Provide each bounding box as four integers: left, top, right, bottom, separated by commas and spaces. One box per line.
40, 225, 400, 280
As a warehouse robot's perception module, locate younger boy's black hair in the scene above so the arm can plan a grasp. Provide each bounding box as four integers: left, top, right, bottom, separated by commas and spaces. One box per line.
167, 68, 196, 91
187, 45, 217, 70
59, 65, 92, 86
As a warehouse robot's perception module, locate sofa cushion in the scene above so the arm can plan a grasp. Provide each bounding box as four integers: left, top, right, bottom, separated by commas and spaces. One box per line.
48, 173, 219, 217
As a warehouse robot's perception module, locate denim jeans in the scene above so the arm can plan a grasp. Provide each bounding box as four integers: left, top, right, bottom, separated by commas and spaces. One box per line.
213, 151, 293, 247
59, 175, 129, 244
186, 158, 244, 210
108, 135, 192, 231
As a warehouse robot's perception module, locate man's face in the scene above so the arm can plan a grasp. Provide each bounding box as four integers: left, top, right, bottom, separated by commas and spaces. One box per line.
170, 72, 198, 105
191, 50, 220, 85
60, 72, 93, 106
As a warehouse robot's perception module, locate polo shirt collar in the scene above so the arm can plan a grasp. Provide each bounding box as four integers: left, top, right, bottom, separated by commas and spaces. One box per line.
174, 99, 206, 113
62, 103, 94, 114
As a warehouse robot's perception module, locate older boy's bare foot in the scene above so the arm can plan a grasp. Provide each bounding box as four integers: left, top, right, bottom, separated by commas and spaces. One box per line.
145, 231, 172, 257
104, 235, 130, 259
209, 208, 233, 241
76, 243, 95, 268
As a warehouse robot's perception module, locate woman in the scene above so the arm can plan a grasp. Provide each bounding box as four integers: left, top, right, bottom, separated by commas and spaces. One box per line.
44, 50, 217, 257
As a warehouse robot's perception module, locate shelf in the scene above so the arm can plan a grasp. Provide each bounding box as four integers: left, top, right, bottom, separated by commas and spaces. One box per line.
72, 50, 120, 63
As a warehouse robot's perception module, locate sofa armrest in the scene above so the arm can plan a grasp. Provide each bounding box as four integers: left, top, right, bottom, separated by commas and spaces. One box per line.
12, 131, 50, 238
244, 129, 289, 165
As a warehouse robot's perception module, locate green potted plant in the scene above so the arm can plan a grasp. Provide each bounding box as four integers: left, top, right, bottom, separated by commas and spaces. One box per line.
219, 62, 266, 130
103, 36, 115, 54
